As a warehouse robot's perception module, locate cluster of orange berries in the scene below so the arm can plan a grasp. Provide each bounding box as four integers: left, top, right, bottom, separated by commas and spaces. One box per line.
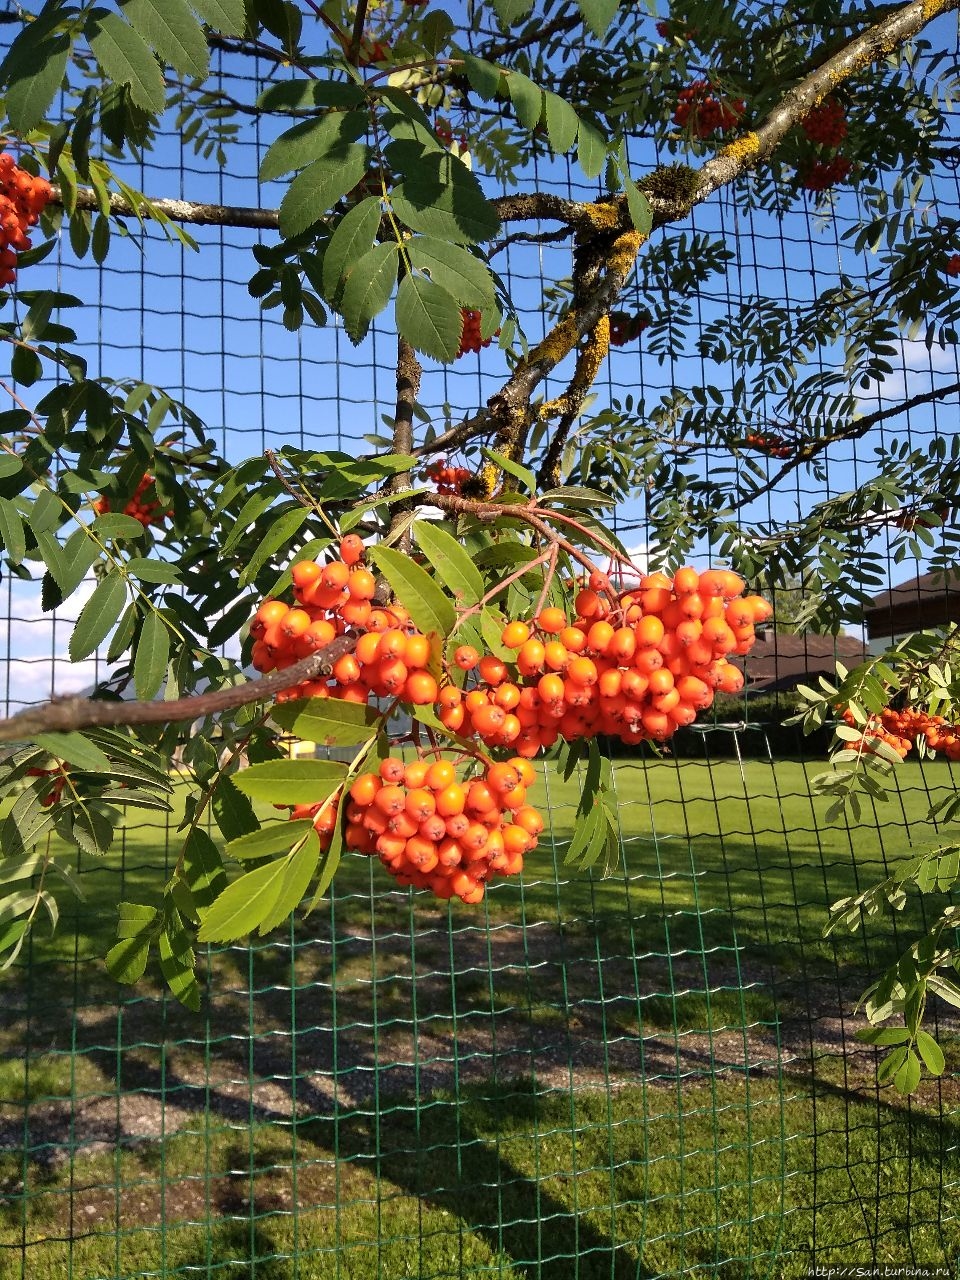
946, 254, 960, 278
801, 155, 853, 192
458, 309, 496, 357
840, 706, 960, 762
800, 98, 848, 147
425, 458, 472, 495
93, 475, 169, 527
251, 536, 442, 708
436, 569, 769, 756
673, 82, 744, 138
342, 755, 540, 901
744, 432, 792, 459
609, 310, 651, 347
0, 154, 52, 287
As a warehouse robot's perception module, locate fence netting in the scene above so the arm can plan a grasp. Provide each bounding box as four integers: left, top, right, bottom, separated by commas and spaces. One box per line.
1, 43, 959, 1280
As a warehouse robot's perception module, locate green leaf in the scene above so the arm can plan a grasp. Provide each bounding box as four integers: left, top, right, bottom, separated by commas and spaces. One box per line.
232, 759, 348, 805
133, 611, 169, 699
257, 80, 365, 111
11, 344, 43, 386
458, 52, 503, 101
93, 513, 147, 540
340, 241, 400, 343
506, 70, 543, 131
413, 520, 484, 606
278, 145, 371, 238
212, 776, 260, 842
576, 0, 618, 37
396, 274, 461, 363
118, 0, 210, 77
0, 498, 25, 564
105, 935, 151, 983
117, 901, 159, 938
34, 732, 112, 773
227, 819, 315, 861
0, 457, 23, 481
625, 182, 653, 238
254, 834, 320, 935
391, 164, 501, 245
543, 91, 579, 154
407, 238, 495, 308
183, 829, 227, 909
481, 446, 536, 494
491, 0, 534, 27
915, 1029, 946, 1076
158, 918, 200, 1010
197, 846, 308, 942
87, 11, 167, 115
322, 196, 384, 297
238, 504, 310, 587
893, 1048, 922, 1095
190, 0, 247, 34
270, 698, 380, 746
370, 544, 456, 637
4, 34, 69, 134
259, 110, 367, 183
126, 557, 182, 584
69, 571, 127, 661
576, 119, 607, 180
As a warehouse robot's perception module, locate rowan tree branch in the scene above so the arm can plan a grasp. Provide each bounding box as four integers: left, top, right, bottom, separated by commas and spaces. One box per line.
741, 378, 960, 504
0, 638, 356, 742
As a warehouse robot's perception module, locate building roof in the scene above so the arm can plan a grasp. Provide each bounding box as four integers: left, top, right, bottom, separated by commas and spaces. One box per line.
735, 631, 869, 692
863, 572, 960, 638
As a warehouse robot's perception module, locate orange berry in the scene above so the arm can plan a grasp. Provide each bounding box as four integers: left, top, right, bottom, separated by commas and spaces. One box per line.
256, 599, 288, 627
405, 837, 439, 873
575, 588, 600, 617
426, 760, 456, 791
508, 757, 536, 787
633, 614, 665, 648
355, 632, 382, 666
673, 567, 700, 595
494, 682, 521, 710
454, 645, 479, 670
502, 621, 531, 649
567, 656, 599, 686
322, 560, 350, 591
445, 813, 470, 839
291, 561, 322, 590
514, 806, 544, 836
466, 780, 498, 813
537, 673, 565, 703
405, 788, 436, 821
478, 654, 507, 686
487, 762, 521, 794
404, 632, 431, 668
404, 671, 439, 704
436, 783, 466, 816
536, 607, 566, 634
609, 627, 637, 663
348, 568, 377, 600
440, 703, 466, 732
377, 657, 408, 693
404, 760, 431, 788
374, 784, 406, 815
378, 629, 408, 661
339, 599, 372, 628
586, 621, 615, 654
340, 534, 364, 565
560, 627, 587, 653
503, 824, 531, 855
332, 653, 361, 685
473, 703, 507, 737
633, 647, 664, 675
517, 638, 546, 676
380, 758, 406, 783
437, 684, 462, 709
544, 641, 571, 672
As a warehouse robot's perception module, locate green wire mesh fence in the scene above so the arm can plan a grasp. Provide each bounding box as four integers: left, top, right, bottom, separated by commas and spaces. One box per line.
1, 43, 959, 1280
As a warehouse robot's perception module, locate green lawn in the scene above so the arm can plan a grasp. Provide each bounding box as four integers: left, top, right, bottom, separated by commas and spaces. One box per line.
1, 752, 959, 1278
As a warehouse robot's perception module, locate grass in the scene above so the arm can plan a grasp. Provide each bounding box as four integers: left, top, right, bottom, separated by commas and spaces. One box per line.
1, 751, 959, 1277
